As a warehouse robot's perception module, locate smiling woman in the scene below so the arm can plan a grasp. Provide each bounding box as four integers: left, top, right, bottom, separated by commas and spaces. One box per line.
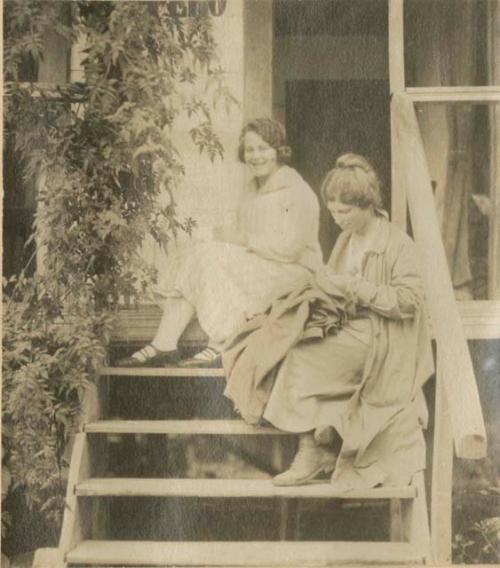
243, 131, 279, 181
117, 117, 323, 368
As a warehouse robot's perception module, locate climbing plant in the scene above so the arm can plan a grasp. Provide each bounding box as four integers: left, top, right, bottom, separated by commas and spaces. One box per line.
3, 0, 234, 533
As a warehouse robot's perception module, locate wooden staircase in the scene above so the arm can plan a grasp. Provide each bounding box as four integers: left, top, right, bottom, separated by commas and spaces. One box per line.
57, 364, 431, 567
41, 39, 490, 568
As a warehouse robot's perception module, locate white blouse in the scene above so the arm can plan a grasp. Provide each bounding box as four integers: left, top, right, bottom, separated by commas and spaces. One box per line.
238, 166, 322, 272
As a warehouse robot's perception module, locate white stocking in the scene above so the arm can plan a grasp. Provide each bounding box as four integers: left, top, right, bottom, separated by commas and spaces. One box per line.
151, 298, 195, 352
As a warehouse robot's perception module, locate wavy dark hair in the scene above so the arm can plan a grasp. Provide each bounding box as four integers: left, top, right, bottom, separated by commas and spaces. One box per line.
238, 117, 292, 164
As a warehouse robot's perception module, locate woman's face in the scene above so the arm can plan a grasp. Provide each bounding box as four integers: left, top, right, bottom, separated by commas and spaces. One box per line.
327, 200, 373, 234
243, 131, 279, 183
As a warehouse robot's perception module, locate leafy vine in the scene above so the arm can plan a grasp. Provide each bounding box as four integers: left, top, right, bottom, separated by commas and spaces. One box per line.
3, 0, 234, 535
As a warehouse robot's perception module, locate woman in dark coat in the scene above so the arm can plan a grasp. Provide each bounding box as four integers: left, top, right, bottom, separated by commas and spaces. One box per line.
264, 153, 434, 489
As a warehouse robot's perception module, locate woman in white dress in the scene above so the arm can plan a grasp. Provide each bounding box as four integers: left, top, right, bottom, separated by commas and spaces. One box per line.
118, 118, 323, 367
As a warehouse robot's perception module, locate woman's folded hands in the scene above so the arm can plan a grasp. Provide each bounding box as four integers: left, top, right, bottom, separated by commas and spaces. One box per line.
315, 266, 421, 320
315, 266, 354, 297
315, 266, 376, 306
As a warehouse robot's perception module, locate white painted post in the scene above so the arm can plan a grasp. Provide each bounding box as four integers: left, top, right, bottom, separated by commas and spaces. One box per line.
243, 0, 274, 120
391, 92, 487, 459
388, 0, 408, 230
431, 359, 454, 564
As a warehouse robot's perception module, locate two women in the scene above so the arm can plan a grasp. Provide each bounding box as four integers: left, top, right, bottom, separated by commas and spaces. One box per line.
118, 118, 322, 368
120, 115, 433, 490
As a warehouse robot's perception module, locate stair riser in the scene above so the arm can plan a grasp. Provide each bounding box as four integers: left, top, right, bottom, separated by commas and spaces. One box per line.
80, 434, 291, 479
66, 496, 399, 544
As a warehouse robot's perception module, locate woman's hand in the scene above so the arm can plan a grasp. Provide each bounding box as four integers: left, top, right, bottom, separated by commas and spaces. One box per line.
316, 267, 379, 305
315, 266, 353, 296
213, 225, 247, 247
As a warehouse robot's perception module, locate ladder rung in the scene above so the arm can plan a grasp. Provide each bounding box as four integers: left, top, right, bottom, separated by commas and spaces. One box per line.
76, 477, 418, 500
67, 540, 424, 566
99, 366, 225, 377
84, 419, 285, 435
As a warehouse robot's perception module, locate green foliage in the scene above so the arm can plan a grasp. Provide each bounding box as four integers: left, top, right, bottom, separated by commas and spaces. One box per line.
6, 1, 233, 298
453, 516, 500, 563
3, 0, 234, 534
3, 273, 114, 527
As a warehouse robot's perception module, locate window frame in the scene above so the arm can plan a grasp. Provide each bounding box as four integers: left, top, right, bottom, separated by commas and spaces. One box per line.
388, 0, 500, 335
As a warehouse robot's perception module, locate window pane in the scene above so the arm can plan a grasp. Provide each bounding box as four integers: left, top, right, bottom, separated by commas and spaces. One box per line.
415, 102, 500, 300
405, 0, 499, 87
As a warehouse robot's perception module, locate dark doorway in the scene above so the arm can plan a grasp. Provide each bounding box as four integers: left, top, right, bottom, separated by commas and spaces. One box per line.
286, 80, 391, 258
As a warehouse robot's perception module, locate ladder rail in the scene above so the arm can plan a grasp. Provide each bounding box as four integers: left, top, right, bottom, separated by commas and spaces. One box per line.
390, 91, 488, 566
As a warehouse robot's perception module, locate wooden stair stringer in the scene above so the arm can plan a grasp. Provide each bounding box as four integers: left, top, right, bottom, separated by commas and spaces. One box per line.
402, 471, 432, 564
58, 433, 92, 567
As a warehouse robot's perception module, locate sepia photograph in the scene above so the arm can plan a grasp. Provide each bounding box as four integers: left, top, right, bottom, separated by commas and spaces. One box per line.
2, 0, 500, 566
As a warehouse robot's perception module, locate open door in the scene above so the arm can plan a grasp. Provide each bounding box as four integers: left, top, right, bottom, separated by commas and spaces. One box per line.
273, 0, 390, 258
286, 80, 390, 257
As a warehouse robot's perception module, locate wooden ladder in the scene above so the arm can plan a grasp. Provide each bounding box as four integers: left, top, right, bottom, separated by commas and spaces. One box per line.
56, 364, 431, 567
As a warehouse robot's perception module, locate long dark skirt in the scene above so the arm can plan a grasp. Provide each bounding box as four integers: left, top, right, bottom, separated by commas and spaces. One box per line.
263, 319, 371, 434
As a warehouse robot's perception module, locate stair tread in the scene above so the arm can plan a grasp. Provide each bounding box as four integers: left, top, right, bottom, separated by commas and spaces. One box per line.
84, 419, 286, 435
76, 477, 417, 499
99, 366, 225, 377
67, 540, 424, 566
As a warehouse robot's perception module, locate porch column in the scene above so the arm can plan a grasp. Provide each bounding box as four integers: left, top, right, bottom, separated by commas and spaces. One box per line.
144, 0, 246, 301
36, 5, 72, 275
244, 0, 273, 120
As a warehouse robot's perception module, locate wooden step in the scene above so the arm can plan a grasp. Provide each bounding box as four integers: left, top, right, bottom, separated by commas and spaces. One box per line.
67, 540, 424, 566
99, 366, 225, 377
84, 420, 286, 436
76, 478, 417, 500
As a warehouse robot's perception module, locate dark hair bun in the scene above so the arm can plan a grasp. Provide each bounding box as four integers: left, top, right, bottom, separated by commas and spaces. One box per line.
320, 152, 383, 210
276, 145, 292, 165
335, 153, 373, 174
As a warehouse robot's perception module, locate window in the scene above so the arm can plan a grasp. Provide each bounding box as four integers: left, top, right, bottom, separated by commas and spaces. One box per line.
416, 102, 499, 300
389, 0, 500, 305
3, 2, 71, 277
404, 0, 498, 88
